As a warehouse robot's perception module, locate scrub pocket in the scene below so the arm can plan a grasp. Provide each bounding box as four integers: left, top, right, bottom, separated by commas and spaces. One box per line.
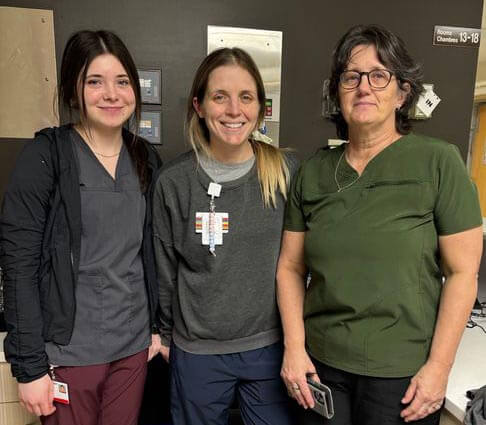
69, 274, 103, 346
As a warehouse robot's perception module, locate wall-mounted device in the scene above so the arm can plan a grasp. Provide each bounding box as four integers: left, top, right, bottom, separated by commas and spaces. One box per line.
410, 84, 441, 120
136, 68, 162, 144
139, 111, 161, 144
138, 69, 162, 105
322, 79, 339, 118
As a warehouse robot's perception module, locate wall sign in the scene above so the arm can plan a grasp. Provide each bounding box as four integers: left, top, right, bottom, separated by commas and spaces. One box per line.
416, 87, 441, 117
433, 26, 480, 47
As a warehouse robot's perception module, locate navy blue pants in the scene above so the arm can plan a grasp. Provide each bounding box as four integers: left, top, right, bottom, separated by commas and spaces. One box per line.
170, 342, 296, 425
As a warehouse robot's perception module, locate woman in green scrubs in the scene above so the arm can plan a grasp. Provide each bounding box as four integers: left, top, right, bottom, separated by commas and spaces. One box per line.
277, 24, 483, 425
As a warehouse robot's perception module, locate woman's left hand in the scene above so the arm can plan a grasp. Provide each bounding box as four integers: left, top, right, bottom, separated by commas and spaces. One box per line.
400, 359, 449, 422
147, 334, 163, 361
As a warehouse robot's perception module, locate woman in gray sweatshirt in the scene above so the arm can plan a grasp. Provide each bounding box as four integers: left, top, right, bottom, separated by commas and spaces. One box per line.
152, 47, 297, 425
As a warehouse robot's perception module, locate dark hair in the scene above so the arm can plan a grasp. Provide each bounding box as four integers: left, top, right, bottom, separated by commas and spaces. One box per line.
186, 47, 266, 145
328, 24, 424, 140
59, 30, 148, 190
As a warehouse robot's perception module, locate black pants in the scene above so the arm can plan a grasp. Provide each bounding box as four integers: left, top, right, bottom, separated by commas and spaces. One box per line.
301, 359, 442, 425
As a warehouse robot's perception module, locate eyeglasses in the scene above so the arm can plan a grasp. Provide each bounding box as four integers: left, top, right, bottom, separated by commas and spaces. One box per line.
339, 69, 394, 89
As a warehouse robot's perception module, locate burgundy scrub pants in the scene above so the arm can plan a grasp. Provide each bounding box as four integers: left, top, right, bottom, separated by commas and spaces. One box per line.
41, 349, 148, 425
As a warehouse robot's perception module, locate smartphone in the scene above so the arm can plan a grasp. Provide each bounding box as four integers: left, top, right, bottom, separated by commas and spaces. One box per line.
306, 378, 334, 419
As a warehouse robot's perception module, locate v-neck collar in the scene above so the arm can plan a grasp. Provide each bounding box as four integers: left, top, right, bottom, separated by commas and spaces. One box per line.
336, 134, 408, 181
71, 127, 126, 184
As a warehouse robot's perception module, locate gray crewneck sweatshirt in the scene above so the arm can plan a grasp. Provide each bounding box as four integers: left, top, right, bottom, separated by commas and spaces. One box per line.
153, 150, 297, 354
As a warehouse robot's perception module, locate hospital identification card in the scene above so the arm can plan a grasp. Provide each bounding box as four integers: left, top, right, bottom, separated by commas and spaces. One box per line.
195, 212, 229, 245
53, 380, 70, 404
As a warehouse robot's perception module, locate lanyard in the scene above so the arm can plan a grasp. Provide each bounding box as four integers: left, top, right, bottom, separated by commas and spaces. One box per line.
207, 182, 222, 256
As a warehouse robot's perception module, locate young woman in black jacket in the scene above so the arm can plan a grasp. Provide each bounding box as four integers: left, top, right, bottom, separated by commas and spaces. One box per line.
0, 30, 161, 425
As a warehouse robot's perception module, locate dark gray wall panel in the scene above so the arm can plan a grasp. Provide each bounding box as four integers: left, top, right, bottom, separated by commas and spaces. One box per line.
1, 0, 483, 189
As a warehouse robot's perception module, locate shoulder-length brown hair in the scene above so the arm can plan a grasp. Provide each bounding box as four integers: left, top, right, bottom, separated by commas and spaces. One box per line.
328, 24, 424, 140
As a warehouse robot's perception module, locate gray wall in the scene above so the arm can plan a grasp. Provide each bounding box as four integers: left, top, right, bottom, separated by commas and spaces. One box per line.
0, 0, 483, 196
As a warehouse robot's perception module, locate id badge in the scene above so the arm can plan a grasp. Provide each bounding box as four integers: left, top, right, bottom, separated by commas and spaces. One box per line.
195, 212, 229, 245
53, 380, 70, 404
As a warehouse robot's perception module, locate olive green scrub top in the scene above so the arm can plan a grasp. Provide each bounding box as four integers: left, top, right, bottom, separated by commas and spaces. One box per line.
284, 134, 482, 377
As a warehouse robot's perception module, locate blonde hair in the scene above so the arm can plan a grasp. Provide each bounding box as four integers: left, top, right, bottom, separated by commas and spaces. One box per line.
186, 47, 290, 208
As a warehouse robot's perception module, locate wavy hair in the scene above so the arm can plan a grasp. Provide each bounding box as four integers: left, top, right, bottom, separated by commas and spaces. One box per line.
328, 24, 424, 140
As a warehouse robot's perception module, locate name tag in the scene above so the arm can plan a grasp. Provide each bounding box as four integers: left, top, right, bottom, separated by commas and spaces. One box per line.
53, 380, 70, 404
196, 212, 229, 245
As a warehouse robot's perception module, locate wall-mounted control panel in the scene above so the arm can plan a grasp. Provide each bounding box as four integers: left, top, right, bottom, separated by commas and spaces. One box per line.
139, 111, 161, 144
138, 69, 161, 105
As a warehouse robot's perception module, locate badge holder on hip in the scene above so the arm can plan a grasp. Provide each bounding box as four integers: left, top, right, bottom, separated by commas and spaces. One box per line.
49, 365, 70, 405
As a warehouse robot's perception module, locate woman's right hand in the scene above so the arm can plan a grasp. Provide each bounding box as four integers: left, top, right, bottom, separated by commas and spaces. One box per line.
281, 347, 319, 409
18, 374, 56, 417
160, 344, 170, 363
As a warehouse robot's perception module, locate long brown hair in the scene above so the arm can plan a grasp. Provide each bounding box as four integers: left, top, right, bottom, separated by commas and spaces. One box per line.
186, 47, 289, 207
59, 30, 149, 190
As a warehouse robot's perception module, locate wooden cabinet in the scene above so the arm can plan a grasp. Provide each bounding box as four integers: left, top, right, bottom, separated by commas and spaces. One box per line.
440, 409, 461, 425
0, 362, 40, 425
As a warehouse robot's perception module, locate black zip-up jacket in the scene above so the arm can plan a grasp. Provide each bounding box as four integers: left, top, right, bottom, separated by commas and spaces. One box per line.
0, 125, 162, 383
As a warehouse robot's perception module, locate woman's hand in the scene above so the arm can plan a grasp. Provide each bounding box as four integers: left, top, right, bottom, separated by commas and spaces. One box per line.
18, 374, 56, 417
281, 347, 319, 409
400, 359, 449, 422
159, 344, 170, 363
147, 334, 163, 361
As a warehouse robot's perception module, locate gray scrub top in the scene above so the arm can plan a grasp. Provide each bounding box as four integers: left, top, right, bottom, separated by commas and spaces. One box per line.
46, 129, 150, 366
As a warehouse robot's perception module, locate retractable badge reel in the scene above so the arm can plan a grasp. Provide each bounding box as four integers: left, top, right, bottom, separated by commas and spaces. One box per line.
195, 182, 229, 256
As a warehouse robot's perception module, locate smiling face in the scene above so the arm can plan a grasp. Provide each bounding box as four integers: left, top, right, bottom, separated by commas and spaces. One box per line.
193, 64, 260, 157
338, 44, 408, 135
80, 53, 136, 132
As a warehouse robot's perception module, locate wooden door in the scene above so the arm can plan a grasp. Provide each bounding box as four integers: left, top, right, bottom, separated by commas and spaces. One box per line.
470, 104, 486, 217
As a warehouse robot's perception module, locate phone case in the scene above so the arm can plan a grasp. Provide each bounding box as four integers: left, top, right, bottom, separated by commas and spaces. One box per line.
307, 378, 335, 419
